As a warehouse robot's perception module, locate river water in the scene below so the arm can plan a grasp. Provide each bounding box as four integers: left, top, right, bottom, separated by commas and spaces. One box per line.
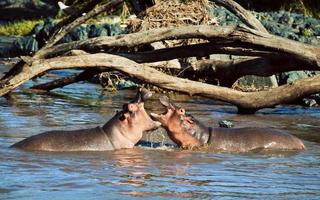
0, 73, 320, 199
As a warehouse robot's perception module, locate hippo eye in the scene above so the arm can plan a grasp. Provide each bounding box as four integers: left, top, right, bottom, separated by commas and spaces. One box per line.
119, 114, 126, 121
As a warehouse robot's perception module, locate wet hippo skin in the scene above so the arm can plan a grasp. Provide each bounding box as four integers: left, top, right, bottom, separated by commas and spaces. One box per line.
11, 88, 161, 151
151, 96, 305, 152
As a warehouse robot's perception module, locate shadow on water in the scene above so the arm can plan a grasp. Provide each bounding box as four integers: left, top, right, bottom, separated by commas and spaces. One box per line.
0, 77, 320, 199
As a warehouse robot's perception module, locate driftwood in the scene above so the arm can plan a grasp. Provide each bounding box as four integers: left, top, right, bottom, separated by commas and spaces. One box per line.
189, 57, 318, 87
3, 53, 320, 113
31, 50, 181, 91
1, 0, 320, 114
36, 25, 320, 66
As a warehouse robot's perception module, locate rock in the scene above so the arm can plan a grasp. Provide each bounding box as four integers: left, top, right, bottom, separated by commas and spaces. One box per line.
35, 18, 55, 47
279, 12, 294, 25
218, 120, 234, 128
0, 36, 19, 57
13, 36, 38, 56
237, 75, 278, 89
302, 98, 318, 107
88, 24, 109, 38
278, 71, 313, 85
116, 79, 140, 90
59, 34, 73, 44
0, 0, 57, 21
109, 24, 126, 36
70, 25, 89, 41
30, 23, 44, 36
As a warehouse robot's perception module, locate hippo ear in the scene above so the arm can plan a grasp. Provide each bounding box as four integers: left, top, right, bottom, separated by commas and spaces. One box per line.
140, 88, 152, 101
159, 95, 177, 109
133, 88, 152, 103
135, 89, 142, 103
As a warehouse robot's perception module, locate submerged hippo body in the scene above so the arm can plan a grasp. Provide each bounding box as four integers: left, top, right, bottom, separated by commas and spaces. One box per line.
151, 96, 305, 152
207, 127, 305, 152
11, 88, 161, 151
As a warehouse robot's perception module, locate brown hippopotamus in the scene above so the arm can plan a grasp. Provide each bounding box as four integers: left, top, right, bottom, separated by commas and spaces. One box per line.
11, 88, 161, 151
150, 96, 305, 152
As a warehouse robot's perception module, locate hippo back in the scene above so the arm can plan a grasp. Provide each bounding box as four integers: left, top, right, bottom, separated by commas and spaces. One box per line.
11, 127, 114, 151
208, 127, 305, 152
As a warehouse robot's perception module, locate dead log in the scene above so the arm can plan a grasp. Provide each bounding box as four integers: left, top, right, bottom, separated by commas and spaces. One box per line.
38, 25, 320, 69
31, 50, 180, 91
1, 53, 320, 113
188, 57, 318, 87
30, 58, 182, 91
31, 69, 102, 91
210, 0, 278, 87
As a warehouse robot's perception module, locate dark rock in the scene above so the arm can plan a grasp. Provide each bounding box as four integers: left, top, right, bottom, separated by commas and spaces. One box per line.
70, 25, 89, 41
13, 36, 38, 56
88, 24, 109, 38
59, 34, 73, 44
35, 18, 55, 47
30, 23, 44, 36
302, 98, 318, 107
279, 12, 294, 25
0, 0, 57, 21
0, 36, 18, 57
109, 24, 126, 36
278, 71, 313, 85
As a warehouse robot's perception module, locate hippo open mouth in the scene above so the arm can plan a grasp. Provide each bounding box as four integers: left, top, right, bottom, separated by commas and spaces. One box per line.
119, 88, 161, 128
150, 95, 177, 123
150, 95, 211, 148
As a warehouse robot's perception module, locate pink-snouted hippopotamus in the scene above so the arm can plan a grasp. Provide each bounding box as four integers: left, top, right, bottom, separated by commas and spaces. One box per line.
11, 88, 161, 152
150, 96, 305, 153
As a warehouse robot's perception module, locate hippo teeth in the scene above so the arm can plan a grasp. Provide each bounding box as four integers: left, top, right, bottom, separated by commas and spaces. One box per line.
150, 113, 159, 118
154, 121, 162, 127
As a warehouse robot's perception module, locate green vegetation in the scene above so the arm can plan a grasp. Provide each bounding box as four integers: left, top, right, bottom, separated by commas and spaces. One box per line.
0, 20, 43, 36
301, 28, 314, 37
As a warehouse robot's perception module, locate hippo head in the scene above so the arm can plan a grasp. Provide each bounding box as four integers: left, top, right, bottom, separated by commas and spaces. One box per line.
103, 88, 161, 148
150, 96, 210, 148
120, 88, 161, 131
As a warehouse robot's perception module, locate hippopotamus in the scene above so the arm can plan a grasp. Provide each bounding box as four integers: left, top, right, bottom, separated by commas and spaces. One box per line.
11, 88, 161, 151
150, 96, 305, 152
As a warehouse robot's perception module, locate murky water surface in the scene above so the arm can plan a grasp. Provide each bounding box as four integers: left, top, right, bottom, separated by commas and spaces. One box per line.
0, 74, 320, 199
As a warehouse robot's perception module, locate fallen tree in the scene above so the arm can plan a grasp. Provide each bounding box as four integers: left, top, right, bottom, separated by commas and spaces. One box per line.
1, 0, 319, 113
3, 53, 320, 113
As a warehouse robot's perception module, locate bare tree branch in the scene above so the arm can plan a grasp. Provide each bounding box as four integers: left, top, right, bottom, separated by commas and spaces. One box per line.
210, 0, 268, 33
37, 0, 124, 57
1, 53, 319, 113
31, 69, 102, 91
189, 57, 317, 87
37, 25, 320, 69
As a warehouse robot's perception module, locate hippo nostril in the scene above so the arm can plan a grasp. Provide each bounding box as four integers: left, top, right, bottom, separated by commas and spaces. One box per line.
123, 104, 129, 113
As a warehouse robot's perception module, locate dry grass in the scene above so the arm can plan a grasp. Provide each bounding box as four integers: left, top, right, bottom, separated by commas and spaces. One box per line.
129, 0, 215, 32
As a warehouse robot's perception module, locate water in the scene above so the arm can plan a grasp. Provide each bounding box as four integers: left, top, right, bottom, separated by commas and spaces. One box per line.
0, 78, 320, 199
